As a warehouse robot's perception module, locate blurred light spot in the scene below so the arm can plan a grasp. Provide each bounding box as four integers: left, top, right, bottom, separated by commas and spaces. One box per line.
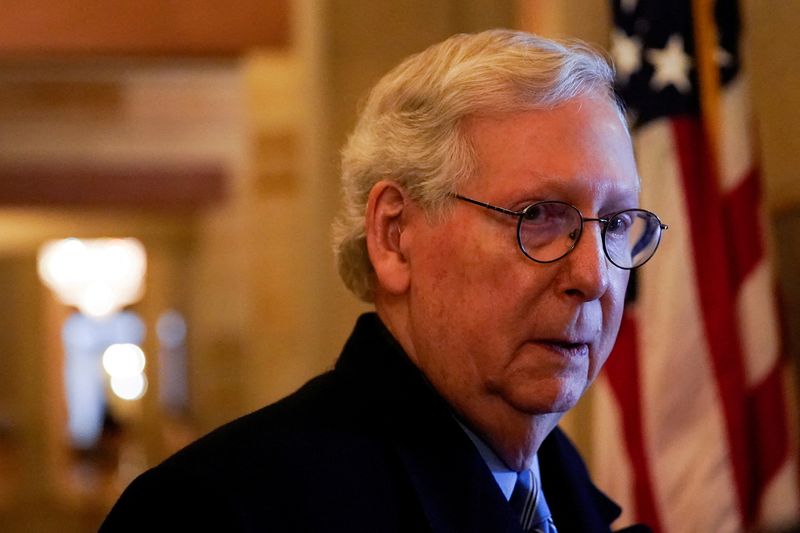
157, 309, 189, 412
38, 238, 147, 318
110, 373, 148, 401
157, 309, 187, 349
102, 343, 146, 378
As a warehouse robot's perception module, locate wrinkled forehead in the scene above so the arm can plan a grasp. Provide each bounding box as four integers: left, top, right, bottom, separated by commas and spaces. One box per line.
459, 97, 639, 207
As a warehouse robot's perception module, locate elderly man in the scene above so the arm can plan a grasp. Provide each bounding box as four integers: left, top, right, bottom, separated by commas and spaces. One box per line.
102, 29, 664, 532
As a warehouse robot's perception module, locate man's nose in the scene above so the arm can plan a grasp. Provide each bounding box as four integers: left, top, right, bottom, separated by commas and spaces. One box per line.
560, 224, 610, 301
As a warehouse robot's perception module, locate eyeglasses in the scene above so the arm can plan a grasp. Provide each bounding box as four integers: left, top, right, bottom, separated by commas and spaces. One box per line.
453, 194, 668, 269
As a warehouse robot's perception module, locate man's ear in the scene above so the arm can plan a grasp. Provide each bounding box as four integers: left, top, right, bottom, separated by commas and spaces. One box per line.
365, 181, 411, 296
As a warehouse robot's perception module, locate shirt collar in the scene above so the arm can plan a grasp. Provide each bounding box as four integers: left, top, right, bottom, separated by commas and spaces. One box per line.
457, 420, 540, 501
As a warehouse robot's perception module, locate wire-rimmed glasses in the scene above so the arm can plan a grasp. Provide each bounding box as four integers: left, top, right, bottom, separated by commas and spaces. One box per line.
453, 194, 668, 269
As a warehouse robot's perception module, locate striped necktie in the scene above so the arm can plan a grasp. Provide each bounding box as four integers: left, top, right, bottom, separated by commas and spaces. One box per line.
509, 469, 558, 532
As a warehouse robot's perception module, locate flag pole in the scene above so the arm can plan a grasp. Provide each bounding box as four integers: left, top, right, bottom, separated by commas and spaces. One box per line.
691, 0, 722, 175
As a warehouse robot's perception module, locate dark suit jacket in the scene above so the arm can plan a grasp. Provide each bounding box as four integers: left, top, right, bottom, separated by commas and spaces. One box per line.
100, 313, 650, 532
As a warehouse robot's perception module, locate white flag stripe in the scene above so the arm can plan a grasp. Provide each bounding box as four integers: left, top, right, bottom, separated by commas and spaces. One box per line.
737, 259, 781, 386
591, 376, 637, 527
635, 121, 742, 533
760, 456, 800, 529
719, 75, 753, 192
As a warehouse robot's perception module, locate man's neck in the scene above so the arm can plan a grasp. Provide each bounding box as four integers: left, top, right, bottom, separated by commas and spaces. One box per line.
453, 399, 562, 472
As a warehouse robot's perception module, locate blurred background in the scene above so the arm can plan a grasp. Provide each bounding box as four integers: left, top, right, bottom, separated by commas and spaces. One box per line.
0, 0, 797, 531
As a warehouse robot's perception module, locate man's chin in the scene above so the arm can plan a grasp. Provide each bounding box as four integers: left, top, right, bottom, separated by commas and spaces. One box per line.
505, 384, 582, 417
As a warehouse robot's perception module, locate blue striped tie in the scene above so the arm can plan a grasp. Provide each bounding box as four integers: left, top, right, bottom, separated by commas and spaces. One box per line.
509, 469, 558, 532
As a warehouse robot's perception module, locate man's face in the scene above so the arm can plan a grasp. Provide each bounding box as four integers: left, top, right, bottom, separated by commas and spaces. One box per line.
401, 95, 638, 426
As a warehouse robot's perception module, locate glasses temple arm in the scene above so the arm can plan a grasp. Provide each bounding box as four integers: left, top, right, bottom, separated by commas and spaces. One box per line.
452, 194, 523, 217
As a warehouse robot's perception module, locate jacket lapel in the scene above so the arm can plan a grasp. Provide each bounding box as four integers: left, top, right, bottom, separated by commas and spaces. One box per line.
539, 428, 652, 532
335, 314, 521, 533
391, 414, 520, 533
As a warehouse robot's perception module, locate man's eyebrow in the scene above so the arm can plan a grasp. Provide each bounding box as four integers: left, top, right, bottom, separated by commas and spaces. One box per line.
514, 172, 642, 198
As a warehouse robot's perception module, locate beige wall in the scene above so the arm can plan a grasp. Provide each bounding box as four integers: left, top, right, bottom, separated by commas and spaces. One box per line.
744, 0, 800, 212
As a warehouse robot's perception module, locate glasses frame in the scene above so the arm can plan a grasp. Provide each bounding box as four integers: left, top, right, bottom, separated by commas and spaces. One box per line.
453, 194, 668, 269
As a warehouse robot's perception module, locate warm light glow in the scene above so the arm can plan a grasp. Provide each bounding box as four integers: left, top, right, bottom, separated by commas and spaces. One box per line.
37, 238, 147, 318
102, 343, 146, 377
103, 343, 148, 401
110, 373, 148, 401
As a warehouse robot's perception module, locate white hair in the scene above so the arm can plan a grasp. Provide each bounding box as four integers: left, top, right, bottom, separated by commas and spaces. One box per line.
333, 29, 623, 301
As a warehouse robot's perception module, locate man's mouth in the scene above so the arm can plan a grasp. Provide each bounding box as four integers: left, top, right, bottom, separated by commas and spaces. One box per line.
539, 340, 590, 357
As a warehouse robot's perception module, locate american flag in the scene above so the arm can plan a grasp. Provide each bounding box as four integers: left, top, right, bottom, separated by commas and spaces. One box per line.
591, 0, 800, 531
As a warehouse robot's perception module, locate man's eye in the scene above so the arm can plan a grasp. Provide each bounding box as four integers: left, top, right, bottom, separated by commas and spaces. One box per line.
607, 213, 633, 234
523, 206, 542, 221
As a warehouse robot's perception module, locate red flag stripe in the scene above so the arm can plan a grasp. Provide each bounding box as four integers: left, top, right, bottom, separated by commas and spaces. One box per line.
604, 312, 664, 532
748, 362, 792, 497
723, 168, 765, 288
672, 116, 753, 521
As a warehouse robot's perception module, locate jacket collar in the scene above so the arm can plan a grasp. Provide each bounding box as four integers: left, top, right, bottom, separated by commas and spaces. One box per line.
334, 313, 520, 532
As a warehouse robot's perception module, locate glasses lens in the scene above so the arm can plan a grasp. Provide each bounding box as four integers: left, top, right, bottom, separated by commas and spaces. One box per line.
518, 202, 582, 262
604, 209, 663, 268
